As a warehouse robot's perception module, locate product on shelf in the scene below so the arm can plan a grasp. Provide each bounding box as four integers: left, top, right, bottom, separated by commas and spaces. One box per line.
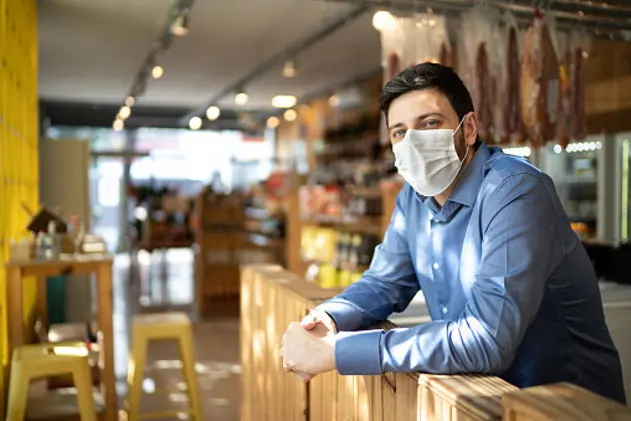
301, 224, 379, 289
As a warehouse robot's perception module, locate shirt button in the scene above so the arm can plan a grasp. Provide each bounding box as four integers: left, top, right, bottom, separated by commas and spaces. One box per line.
442, 306, 448, 315
432, 262, 439, 270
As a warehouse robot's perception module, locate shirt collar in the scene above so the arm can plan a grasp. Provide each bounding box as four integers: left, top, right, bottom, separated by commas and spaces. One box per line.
447, 143, 492, 206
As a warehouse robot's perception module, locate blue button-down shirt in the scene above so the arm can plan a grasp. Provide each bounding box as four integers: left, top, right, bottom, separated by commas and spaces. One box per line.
317, 144, 626, 404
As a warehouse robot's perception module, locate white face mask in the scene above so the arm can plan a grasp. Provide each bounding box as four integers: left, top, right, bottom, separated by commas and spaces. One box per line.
392, 119, 468, 197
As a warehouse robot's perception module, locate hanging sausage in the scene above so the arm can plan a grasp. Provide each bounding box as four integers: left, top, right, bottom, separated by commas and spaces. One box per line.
570, 46, 586, 141
500, 12, 526, 145
520, 11, 561, 147
475, 43, 495, 141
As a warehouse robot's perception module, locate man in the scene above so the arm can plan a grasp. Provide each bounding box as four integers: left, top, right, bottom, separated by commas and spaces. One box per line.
280, 62, 626, 404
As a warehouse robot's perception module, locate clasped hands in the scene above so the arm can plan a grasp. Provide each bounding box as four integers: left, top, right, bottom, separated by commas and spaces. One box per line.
280, 309, 338, 382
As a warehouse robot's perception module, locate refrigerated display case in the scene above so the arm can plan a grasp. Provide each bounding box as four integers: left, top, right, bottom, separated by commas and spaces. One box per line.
538, 135, 604, 240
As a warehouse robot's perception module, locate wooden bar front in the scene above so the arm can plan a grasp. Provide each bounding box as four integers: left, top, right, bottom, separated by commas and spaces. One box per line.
241, 265, 631, 421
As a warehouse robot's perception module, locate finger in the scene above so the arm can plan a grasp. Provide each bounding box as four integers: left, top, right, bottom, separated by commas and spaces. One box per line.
294, 371, 312, 383
300, 313, 318, 330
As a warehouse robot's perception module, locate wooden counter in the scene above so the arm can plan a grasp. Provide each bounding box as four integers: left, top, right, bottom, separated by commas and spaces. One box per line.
241, 265, 631, 421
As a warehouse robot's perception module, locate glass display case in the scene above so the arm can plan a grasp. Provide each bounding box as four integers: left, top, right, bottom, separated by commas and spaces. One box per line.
537, 135, 604, 240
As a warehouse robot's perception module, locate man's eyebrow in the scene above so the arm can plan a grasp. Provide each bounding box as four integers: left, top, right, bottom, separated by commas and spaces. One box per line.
387, 112, 445, 131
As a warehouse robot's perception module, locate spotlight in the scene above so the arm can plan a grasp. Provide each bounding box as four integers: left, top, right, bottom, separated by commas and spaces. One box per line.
284, 109, 297, 122
152, 65, 164, 79
118, 106, 131, 120
206, 106, 221, 121
170, 8, 190, 36
189, 116, 202, 130
235, 90, 249, 106
282, 60, 297, 78
372, 11, 396, 31
267, 116, 280, 129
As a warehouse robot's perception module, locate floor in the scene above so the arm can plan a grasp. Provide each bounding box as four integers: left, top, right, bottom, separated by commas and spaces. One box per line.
114, 249, 240, 420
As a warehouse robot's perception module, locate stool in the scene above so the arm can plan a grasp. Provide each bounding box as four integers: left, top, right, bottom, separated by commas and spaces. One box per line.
6, 342, 97, 421
125, 312, 203, 420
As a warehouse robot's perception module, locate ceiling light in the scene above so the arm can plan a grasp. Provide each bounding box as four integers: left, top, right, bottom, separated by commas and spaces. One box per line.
372, 11, 396, 31
206, 106, 221, 121
284, 109, 297, 122
235, 91, 249, 106
189, 116, 202, 130
152, 65, 164, 79
170, 8, 190, 36
113, 119, 124, 131
271, 95, 297, 109
125, 96, 135, 107
328, 94, 340, 107
282, 60, 297, 78
267, 116, 280, 129
118, 106, 131, 120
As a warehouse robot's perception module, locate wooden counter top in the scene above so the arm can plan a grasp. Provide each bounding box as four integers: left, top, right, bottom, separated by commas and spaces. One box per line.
240, 264, 631, 421
503, 382, 631, 420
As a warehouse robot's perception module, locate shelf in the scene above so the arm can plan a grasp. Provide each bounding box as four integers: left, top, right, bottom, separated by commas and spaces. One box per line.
301, 215, 383, 236
247, 233, 284, 248
303, 258, 369, 273
245, 207, 282, 220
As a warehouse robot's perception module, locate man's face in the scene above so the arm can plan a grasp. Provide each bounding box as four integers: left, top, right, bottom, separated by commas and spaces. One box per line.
386, 88, 477, 160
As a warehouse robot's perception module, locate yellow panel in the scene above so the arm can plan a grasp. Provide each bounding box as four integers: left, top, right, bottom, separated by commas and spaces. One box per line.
0, 0, 39, 412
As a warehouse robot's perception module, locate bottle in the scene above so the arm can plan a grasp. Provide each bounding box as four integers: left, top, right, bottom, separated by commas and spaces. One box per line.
46, 221, 60, 259
35, 231, 46, 260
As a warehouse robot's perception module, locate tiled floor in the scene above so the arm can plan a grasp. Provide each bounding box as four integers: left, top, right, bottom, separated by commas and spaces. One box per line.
114, 249, 240, 420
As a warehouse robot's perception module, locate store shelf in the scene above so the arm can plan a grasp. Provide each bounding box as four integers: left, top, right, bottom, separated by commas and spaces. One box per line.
301, 215, 383, 236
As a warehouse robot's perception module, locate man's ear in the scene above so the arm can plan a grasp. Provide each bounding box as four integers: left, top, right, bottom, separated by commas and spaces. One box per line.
464, 112, 479, 146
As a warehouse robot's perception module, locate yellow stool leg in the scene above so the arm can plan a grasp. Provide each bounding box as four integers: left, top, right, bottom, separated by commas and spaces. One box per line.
71, 360, 97, 421
178, 329, 203, 420
126, 336, 148, 420
5, 364, 29, 421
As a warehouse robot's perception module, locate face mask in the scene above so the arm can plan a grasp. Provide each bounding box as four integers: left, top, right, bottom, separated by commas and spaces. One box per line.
392, 119, 468, 197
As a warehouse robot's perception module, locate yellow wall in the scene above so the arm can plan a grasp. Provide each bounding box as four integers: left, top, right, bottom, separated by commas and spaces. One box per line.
0, 0, 40, 408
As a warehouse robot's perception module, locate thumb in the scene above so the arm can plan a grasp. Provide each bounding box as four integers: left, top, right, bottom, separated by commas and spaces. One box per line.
300, 313, 318, 330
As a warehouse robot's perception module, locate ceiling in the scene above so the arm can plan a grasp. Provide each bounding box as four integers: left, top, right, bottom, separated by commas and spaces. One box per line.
37, 0, 382, 129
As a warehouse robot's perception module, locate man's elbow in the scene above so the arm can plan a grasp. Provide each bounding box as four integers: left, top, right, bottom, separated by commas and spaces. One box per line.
480, 337, 517, 374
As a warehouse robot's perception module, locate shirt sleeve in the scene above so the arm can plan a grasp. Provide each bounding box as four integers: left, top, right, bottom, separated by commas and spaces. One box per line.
316, 186, 419, 334
332, 174, 561, 376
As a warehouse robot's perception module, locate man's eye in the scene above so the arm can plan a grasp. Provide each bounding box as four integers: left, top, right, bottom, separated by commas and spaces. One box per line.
423, 120, 440, 128
392, 129, 406, 139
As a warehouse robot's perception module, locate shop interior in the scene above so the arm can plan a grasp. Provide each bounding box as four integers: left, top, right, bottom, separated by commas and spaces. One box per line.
1, 0, 631, 419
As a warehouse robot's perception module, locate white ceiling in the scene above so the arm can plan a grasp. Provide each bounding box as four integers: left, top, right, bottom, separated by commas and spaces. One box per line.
37, 0, 381, 112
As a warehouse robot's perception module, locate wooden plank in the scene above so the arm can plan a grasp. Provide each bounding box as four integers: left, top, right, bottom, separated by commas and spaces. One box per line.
502, 382, 631, 421
382, 373, 397, 421
357, 376, 371, 421
419, 374, 518, 421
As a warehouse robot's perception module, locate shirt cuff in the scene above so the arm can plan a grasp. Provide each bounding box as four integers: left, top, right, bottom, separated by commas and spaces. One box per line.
316, 300, 363, 332
334, 329, 384, 375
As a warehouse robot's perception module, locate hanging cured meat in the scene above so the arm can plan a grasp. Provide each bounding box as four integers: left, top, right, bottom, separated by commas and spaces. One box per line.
386, 52, 401, 81
556, 38, 571, 149
520, 13, 561, 147
502, 25, 525, 144
475, 43, 495, 142
439, 42, 451, 67
570, 46, 586, 141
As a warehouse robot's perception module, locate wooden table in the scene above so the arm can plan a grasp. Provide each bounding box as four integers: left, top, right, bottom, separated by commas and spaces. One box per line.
5, 254, 116, 421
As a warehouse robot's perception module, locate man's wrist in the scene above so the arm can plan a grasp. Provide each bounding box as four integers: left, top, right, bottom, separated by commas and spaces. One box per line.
334, 330, 384, 375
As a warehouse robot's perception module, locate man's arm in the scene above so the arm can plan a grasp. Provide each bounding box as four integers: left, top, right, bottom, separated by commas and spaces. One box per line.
332, 174, 560, 376
315, 187, 419, 332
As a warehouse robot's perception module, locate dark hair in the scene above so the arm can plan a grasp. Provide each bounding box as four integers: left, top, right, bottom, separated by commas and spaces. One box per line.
380, 62, 475, 121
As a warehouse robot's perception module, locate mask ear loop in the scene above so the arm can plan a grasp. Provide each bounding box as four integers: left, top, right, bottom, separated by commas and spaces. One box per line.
453, 114, 469, 164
